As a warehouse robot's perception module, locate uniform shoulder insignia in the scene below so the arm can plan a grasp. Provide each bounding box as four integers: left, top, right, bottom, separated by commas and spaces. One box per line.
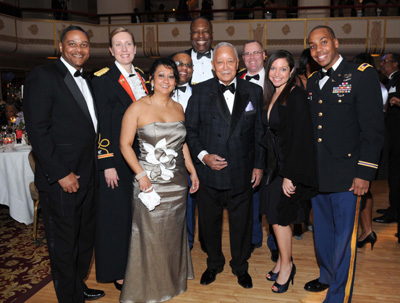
357, 63, 372, 72
134, 66, 145, 75
238, 68, 246, 74
308, 71, 317, 79
94, 67, 110, 77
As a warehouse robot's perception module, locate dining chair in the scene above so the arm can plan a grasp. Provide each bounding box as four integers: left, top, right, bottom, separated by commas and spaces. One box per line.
28, 151, 40, 241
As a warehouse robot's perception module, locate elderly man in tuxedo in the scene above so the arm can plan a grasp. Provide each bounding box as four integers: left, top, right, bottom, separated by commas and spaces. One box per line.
185, 42, 264, 289
24, 26, 104, 303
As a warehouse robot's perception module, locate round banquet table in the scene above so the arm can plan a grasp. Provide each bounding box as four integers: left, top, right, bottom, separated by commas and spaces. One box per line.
0, 144, 34, 225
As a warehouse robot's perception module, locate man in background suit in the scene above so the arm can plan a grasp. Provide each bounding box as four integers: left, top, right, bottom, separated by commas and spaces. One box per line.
374, 53, 400, 231
185, 42, 264, 289
238, 39, 269, 254
24, 26, 104, 303
184, 16, 214, 84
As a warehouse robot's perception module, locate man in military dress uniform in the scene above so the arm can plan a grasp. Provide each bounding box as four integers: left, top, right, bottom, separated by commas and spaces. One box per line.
304, 25, 384, 303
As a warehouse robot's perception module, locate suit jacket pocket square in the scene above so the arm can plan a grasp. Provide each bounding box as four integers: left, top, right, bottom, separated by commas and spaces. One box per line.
245, 101, 254, 112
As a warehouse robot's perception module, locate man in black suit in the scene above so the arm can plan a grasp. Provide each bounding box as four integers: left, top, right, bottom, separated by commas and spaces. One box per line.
374, 53, 400, 228
24, 26, 104, 303
185, 42, 264, 289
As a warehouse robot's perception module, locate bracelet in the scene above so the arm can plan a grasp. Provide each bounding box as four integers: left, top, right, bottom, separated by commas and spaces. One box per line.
135, 171, 147, 181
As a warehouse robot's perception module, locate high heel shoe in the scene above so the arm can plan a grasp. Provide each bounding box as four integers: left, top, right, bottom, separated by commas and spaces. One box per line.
271, 264, 296, 293
266, 270, 279, 281
357, 231, 377, 250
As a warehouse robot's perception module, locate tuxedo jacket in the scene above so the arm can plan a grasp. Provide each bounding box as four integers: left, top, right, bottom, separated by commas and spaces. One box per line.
24, 59, 99, 193
307, 59, 385, 192
385, 70, 400, 129
93, 63, 147, 171
185, 76, 264, 194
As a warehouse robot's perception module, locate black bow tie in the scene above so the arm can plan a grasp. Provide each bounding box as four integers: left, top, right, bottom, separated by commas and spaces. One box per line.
74, 70, 86, 79
220, 83, 235, 94
318, 68, 333, 79
196, 51, 212, 60
177, 86, 187, 92
129, 73, 135, 77
246, 74, 260, 81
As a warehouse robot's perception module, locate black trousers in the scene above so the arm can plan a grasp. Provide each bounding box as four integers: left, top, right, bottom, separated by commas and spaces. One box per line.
40, 184, 97, 303
197, 183, 253, 272
387, 124, 400, 219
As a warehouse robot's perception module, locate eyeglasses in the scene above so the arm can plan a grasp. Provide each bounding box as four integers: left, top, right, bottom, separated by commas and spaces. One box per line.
175, 61, 193, 68
243, 51, 264, 57
381, 59, 393, 64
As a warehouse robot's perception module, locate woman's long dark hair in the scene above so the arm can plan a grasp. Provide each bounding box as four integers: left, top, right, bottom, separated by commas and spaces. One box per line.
263, 50, 296, 110
149, 57, 179, 97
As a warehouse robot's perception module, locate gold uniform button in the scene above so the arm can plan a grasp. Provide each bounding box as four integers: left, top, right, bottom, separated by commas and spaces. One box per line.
338, 100, 342, 103
319, 100, 323, 104
318, 125, 322, 129
348, 153, 351, 157
318, 138, 322, 142
318, 112, 323, 117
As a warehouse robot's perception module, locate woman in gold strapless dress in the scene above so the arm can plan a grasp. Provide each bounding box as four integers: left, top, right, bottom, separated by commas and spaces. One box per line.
119, 58, 199, 303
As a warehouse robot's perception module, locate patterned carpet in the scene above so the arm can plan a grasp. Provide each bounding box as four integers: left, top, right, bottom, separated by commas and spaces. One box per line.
0, 205, 51, 303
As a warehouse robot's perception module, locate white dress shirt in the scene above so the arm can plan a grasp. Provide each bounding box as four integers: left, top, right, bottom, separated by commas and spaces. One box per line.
172, 82, 192, 112
61, 57, 97, 132
190, 49, 214, 85
245, 68, 265, 90
115, 61, 147, 101
198, 78, 237, 164
319, 55, 343, 89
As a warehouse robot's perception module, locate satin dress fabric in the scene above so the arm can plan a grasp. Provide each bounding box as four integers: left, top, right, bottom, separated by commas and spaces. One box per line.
120, 121, 194, 303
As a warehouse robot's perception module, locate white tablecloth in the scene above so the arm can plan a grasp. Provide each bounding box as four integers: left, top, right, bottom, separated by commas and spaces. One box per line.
0, 145, 34, 225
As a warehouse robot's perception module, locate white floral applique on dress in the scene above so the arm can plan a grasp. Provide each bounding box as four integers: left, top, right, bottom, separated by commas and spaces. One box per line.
143, 138, 178, 181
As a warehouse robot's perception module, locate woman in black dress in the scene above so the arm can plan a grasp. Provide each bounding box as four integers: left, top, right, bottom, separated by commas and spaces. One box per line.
260, 50, 317, 293
92, 27, 148, 290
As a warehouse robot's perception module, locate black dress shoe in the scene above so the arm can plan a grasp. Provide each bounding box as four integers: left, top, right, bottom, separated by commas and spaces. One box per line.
377, 207, 391, 215
270, 249, 279, 263
373, 214, 396, 224
113, 281, 122, 291
304, 278, 329, 292
83, 288, 105, 301
200, 268, 223, 285
232, 270, 253, 289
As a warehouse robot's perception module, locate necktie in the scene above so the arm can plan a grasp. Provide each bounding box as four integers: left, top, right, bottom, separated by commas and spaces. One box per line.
196, 51, 212, 60
177, 86, 186, 92
220, 83, 235, 94
246, 74, 260, 81
74, 70, 86, 79
318, 68, 333, 80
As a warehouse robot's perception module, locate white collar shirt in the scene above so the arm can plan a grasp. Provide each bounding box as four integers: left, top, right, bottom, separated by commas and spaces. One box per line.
319, 55, 343, 89
172, 83, 192, 112
190, 49, 214, 85
115, 61, 147, 101
245, 68, 265, 90
60, 57, 97, 132
219, 78, 237, 114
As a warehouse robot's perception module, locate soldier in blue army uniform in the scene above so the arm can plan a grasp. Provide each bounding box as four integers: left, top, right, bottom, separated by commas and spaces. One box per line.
304, 25, 385, 302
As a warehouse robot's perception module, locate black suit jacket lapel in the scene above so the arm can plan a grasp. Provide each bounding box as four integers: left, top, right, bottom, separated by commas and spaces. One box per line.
56, 60, 93, 124
228, 80, 249, 139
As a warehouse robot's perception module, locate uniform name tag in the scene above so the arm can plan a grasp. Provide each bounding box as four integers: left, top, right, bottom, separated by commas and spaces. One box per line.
333, 82, 352, 94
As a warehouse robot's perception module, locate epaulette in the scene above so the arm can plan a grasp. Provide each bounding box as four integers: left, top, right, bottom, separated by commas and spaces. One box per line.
94, 67, 110, 77
308, 71, 318, 79
135, 66, 145, 75
357, 63, 372, 72
238, 68, 247, 74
